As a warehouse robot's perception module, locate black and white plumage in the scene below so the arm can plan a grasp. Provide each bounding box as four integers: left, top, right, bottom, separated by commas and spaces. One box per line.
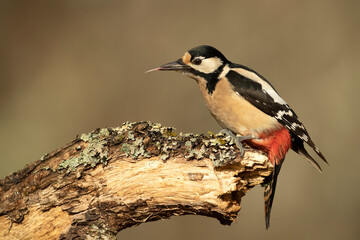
149, 45, 328, 229
224, 64, 327, 171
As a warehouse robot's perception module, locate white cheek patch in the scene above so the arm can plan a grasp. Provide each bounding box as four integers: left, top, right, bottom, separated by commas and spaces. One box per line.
190, 57, 223, 74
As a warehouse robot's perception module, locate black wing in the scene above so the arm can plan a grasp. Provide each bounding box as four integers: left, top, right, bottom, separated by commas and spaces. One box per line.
225, 69, 327, 166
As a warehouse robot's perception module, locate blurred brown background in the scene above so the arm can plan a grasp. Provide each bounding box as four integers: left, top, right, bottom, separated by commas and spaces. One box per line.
0, 0, 359, 239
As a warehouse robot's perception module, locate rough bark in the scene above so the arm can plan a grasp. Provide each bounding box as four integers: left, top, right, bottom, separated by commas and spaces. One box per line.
0, 121, 272, 240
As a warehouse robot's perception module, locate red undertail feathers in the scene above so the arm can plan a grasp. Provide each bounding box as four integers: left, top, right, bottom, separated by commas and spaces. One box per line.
248, 127, 291, 165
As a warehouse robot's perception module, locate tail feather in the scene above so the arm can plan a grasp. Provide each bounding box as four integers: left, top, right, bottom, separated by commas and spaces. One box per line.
305, 138, 328, 165
264, 161, 283, 229
291, 136, 323, 173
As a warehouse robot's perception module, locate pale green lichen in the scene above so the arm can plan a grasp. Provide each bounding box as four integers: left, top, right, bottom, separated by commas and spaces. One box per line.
185, 144, 206, 159
58, 121, 242, 172
59, 141, 108, 173
58, 129, 110, 173
184, 141, 192, 150
127, 132, 135, 141
120, 143, 132, 156
209, 153, 216, 161
209, 138, 225, 146
120, 140, 151, 159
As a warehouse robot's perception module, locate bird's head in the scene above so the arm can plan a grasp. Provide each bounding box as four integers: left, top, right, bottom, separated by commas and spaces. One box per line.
147, 45, 229, 80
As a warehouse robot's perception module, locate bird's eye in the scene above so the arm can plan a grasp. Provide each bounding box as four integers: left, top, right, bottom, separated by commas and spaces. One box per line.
193, 58, 202, 65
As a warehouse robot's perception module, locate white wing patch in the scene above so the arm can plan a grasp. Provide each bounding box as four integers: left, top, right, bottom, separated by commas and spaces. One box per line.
234, 68, 288, 105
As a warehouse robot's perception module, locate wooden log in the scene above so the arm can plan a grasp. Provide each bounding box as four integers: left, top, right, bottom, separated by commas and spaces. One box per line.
0, 121, 272, 240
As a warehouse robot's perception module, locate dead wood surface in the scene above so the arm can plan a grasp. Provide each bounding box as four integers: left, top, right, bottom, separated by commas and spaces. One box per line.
0, 121, 272, 240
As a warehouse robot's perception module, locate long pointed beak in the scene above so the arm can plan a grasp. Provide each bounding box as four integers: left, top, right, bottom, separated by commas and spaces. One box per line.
146, 59, 190, 73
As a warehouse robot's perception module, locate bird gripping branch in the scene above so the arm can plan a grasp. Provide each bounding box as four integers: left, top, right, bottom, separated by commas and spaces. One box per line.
148, 45, 328, 229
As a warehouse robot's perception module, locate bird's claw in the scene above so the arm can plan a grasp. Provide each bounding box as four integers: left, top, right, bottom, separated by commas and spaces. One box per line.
220, 129, 254, 157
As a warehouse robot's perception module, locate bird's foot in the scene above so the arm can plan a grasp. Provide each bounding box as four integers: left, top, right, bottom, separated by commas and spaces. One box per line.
220, 129, 255, 157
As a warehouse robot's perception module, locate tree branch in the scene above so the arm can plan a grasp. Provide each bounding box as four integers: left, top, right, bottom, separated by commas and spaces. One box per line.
0, 121, 272, 240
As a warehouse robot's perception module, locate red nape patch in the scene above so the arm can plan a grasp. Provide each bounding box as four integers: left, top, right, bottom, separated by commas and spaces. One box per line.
247, 127, 291, 165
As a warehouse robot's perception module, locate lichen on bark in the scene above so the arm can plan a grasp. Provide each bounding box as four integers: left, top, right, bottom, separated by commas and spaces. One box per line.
0, 121, 272, 240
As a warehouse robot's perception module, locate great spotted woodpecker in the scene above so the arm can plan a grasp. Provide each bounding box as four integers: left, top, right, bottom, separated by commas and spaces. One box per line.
148, 45, 327, 229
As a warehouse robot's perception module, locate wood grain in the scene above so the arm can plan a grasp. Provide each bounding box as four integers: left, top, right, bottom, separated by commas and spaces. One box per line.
0, 121, 272, 240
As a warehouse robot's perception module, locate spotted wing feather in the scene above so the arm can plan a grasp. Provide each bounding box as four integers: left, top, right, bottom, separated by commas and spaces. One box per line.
225, 69, 327, 165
